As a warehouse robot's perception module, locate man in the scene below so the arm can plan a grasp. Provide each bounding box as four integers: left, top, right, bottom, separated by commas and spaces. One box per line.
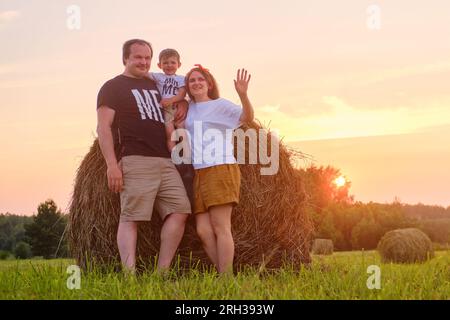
96, 39, 191, 273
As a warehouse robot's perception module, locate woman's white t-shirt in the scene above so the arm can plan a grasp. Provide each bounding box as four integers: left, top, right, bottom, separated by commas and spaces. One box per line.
185, 98, 242, 170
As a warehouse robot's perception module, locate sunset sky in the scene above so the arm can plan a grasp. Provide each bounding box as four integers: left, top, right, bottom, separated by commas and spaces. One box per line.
1, 0, 449, 214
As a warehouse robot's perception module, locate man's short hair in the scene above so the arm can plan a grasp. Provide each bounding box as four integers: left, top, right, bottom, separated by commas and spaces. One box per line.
159, 48, 181, 63
122, 39, 153, 65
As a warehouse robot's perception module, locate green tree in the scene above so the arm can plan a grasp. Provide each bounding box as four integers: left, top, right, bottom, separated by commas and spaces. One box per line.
419, 219, 450, 243
0, 250, 11, 260
300, 165, 353, 211
351, 216, 383, 250
24, 200, 68, 259
14, 241, 32, 259
0, 213, 33, 252
314, 211, 346, 250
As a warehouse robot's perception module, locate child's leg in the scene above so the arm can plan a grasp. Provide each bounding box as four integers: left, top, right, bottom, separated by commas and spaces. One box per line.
175, 126, 191, 163
163, 103, 178, 153
165, 122, 177, 152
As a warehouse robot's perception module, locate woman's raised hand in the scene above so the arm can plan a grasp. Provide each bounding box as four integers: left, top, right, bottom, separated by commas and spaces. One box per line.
234, 68, 251, 96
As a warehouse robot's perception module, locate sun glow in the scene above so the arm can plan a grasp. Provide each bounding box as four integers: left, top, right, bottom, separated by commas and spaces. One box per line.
334, 176, 346, 188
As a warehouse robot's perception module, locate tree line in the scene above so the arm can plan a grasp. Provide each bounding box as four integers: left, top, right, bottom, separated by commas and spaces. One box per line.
1, 165, 449, 259
299, 165, 450, 251
0, 200, 68, 259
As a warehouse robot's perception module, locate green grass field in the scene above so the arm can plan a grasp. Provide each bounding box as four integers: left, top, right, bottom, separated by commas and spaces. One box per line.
1, 250, 449, 300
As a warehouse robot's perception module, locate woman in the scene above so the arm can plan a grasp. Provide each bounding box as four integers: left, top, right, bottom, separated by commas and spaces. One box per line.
183, 65, 254, 273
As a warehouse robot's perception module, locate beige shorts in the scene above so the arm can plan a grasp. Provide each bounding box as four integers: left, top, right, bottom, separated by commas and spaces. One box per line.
120, 155, 192, 222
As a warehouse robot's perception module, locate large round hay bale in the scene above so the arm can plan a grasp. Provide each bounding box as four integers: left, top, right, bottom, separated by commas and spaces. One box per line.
311, 239, 333, 255
69, 122, 313, 271
377, 228, 434, 263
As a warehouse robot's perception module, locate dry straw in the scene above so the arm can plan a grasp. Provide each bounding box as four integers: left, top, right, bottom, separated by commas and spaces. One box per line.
69, 121, 313, 271
377, 228, 434, 263
311, 239, 334, 255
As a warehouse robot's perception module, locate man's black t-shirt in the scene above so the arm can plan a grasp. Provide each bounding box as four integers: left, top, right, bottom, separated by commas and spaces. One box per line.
97, 74, 170, 159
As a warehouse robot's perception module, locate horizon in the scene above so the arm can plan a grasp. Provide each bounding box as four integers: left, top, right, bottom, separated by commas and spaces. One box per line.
3, 199, 450, 217
1, 0, 450, 214
2, 129, 450, 216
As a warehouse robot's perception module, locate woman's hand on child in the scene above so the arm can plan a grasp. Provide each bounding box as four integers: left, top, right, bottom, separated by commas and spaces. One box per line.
234, 68, 251, 96
174, 100, 189, 123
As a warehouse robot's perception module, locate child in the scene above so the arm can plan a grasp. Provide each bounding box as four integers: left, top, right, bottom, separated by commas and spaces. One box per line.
148, 48, 194, 203
148, 48, 186, 152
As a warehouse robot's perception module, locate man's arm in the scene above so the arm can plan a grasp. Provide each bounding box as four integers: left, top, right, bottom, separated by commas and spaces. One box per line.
97, 106, 123, 193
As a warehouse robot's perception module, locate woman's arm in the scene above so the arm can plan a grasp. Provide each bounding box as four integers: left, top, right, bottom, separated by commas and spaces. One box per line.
235, 69, 254, 123
174, 99, 189, 124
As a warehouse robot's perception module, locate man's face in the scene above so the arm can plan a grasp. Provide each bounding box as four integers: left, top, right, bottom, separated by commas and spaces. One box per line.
124, 43, 152, 78
157, 56, 180, 76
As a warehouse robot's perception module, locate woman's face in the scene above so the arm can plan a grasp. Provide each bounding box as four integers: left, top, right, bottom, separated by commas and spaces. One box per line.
188, 71, 210, 100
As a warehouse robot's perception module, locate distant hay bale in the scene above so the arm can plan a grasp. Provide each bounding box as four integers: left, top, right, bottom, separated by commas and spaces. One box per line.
377, 228, 434, 264
68, 121, 313, 271
311, 239, 334, 255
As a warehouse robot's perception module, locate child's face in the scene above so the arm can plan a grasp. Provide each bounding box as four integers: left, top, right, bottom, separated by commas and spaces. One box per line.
157, 56, 181, 76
